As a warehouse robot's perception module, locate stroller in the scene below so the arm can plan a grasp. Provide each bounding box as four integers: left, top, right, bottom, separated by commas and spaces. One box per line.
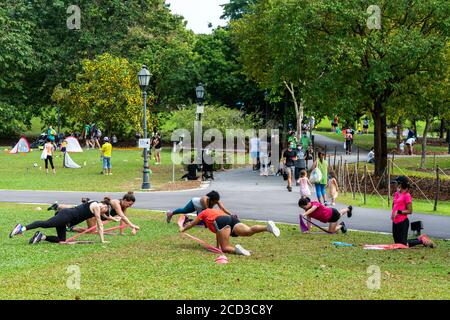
30, 133, 48, 149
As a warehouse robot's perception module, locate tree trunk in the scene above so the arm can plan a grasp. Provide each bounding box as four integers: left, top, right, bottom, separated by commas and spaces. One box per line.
372, 98, 388, 186
283, 81, 303, 140
420, 117, 432, 169
439, 119, 445, 139
411, 118, 417, 136
396, 120, 402, 153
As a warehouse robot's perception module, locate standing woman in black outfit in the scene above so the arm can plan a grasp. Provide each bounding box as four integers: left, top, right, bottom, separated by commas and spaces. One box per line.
9, 199, 114, 244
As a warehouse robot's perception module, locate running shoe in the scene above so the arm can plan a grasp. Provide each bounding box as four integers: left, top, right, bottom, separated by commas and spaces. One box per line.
81, 197, 90, 203
267, 221, 281, 238
166, 210, 174, 223
29, 231, 43, 244
9, 224, 23, 238
287, 186, 292, 192
235, 244, 251, 256
347, 205, 353, 218
418, 234, 436, 248
47, 201, 58, 211
340, 221, 347, 234
324, 201, 329, 206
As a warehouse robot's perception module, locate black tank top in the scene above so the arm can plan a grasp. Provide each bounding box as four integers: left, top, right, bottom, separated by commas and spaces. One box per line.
62, 201, 97, 226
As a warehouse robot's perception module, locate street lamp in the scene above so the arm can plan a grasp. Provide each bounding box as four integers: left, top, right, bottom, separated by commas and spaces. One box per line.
195, 83, 205, 165
138, 65, 152, 190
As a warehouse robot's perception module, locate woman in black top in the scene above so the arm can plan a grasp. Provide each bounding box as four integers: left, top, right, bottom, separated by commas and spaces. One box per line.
9, 200, 113, 244
152, 133, 162, 165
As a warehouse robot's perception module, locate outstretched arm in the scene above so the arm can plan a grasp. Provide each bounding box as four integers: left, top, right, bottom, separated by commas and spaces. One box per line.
303, 206, 318, 217
91, 204, 106, 243
180, 216, 202, 233
217, 201, 232, 216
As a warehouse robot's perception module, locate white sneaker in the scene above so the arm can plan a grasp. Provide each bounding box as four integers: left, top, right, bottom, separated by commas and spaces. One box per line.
267, 220, 280, 237
235, 244, 251, 256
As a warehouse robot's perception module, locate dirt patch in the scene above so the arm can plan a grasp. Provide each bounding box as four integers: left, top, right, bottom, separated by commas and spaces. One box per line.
156, 181, 202, 191
342, 174, 450, 201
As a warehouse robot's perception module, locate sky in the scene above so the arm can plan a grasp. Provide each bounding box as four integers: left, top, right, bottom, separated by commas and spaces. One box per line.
165, 0, 230, 34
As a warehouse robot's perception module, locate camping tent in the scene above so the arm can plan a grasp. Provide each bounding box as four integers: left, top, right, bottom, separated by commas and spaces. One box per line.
65, 136, 83, 153
64, 152, 81, 169
9, 137, 30, 154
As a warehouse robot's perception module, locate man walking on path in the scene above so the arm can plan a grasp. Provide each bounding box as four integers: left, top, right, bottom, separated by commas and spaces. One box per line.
101, 137, 113, 175
283, 143, 298, 192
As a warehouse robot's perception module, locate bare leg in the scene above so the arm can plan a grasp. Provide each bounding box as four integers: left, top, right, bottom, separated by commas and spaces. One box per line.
233, 223, 268, 237
216, 227, 236, 254
339, 207, 350, 216
328, 222, 341, 233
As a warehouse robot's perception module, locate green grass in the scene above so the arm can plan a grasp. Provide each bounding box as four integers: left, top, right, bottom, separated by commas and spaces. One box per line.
337, 193, 450, 217
0, 148, 189, 192
1, 203, 448, 300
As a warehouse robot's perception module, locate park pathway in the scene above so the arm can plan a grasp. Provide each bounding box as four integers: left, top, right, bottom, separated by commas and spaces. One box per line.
1, 166, 449, 238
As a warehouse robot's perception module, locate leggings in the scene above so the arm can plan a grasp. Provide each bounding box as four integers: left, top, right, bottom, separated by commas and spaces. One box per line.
45, 155, 54, 169
392, 219, 422, 247
172, 200, 197, 215
26, 212, 72, 243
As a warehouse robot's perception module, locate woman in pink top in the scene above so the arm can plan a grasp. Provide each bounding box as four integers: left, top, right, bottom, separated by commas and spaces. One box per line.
391, 176, 435, 248
298, 197, 352, 233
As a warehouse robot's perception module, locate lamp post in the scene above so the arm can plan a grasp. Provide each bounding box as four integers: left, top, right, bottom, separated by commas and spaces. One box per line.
138, 65, 152, 190
195, 83, 205, 165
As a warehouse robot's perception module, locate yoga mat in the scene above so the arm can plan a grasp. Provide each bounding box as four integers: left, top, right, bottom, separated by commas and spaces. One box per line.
363, 244, 409, 250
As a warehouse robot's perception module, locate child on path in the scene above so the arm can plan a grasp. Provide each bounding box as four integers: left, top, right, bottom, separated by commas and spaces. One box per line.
328, 172, 339, 206
297, 170, 312, 199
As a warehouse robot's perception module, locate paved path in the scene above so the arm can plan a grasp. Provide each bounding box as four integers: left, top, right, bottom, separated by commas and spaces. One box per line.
1, 166, 449, 238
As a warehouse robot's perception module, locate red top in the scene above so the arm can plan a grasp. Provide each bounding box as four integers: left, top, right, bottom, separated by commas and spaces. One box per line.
197, 208, 226, 233
309, 201, 333, 223
392, 191, 412, 224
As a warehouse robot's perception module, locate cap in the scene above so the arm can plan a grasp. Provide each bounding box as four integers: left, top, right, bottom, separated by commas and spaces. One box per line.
103, 137, 109, 141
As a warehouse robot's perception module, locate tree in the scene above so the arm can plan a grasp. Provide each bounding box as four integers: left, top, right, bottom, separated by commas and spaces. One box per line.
59, 53, 152, 137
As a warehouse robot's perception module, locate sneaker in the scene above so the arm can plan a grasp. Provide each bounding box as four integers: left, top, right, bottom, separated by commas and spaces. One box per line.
29, 231, 43, 244
235, 244, 251, 256
418, 234, 436, 248
287, 186, 292, 192
81, 197, 90, 203
267, 220, 281, 238
47, 201, 58, 211
166, 210, 174, 223
340, 222, 347, 234
324, 201, 329, 206
347, 206, 353, 218
10, 224, 24, 238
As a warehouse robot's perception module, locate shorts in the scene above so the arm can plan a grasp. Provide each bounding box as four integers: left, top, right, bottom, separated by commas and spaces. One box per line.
329, 208, 341, 223
250, 151, 259, 159
214, 215, 241, 237
315, 184, 326, 198
285, 166, 295, 175
103, 156, 112, 169
61, 147, 66, 153
363, 125, 369, 129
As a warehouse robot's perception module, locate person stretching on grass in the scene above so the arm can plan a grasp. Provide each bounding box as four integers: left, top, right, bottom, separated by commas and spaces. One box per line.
48, 192, 140, 235
391, 176, 435, 248
166, 190, 233, 223
298, 197, 353, 234
9, 199, 115, 244
179, 208, 280, 256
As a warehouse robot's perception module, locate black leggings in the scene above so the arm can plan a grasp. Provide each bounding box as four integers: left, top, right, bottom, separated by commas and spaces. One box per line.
392, 219, 422, 247
45, 155, 54, 169
26, 212, 72, 243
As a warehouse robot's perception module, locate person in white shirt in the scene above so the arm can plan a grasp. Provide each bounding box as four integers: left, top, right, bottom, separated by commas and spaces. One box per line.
367, 148, 375, 164
405, 137, 415, 155
249, 136, 260, 171
259, 139, 269, 176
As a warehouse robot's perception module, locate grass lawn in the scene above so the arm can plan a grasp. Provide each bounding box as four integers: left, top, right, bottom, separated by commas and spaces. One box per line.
1, 203, 448, 300
337, 193, 450, 217
317, 131, 448, 154
0, 148, 194, 192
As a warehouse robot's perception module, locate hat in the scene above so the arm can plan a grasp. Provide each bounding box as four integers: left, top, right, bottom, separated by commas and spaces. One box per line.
103, 137, 109, 142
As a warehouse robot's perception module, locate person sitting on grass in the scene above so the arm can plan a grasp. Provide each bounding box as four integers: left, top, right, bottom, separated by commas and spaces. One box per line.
298, 197, 353, 234
9, 199, 116, 244
47, 192, 140, 235
179, 208, 280, 256
391, 176, 435, 248
166, 190, 233, 223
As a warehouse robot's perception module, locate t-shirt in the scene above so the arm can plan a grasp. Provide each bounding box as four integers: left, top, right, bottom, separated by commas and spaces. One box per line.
45, 143, 54, 156
392, 191, 412, 224
101, 142, 112, 157
406, 138, 415, 145
345, 129, 354, 141
197, 208, 226, 233
316, 159, 328, 185
191, 197, 205, 212
309, 201, 333, 223
283, 149, 297, 167
301, 135, 311, 150
249, 137, 259, 153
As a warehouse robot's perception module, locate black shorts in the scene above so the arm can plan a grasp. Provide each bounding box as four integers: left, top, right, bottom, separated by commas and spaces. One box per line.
214, 215, 241, 237
363, 125, 369, 129
329, 208, 341, 223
